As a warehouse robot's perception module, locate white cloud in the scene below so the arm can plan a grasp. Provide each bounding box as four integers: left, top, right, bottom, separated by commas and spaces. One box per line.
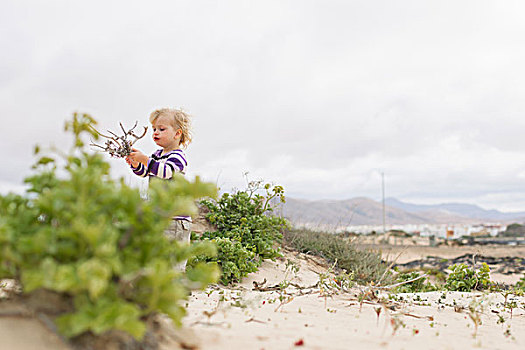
2, 0, 525, 211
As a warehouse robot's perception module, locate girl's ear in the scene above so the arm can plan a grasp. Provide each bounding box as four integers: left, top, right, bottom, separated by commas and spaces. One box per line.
175, 128, 182, 138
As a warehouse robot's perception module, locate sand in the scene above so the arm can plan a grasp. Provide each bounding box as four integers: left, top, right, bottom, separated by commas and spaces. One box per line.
181, 249, 525, 350
377, 244, 525, 264
378, 244, 525, 285
1, 247, 524, 350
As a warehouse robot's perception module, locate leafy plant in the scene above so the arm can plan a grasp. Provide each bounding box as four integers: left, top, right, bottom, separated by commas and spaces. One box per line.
318, 263, 355, 295
393, 271, 437, 293
515, 273, 525, 291
191, 236, 259, 285
191, 180, 288, 284
444, 263, 492, 291
0, 113, 219, 339
468, 299, 483, 337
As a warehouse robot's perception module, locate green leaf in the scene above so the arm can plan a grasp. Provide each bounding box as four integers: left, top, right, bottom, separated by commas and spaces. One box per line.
36, 156, 55, 166
186, 262, 220, 289
1, 112, 219, 340
77, 259, 111, 299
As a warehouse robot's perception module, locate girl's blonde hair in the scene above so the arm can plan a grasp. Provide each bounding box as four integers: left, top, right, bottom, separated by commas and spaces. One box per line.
149, 108, 193, 148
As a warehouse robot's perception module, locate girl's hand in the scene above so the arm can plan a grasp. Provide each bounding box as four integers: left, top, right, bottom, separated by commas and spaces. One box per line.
127, 148, 149, 167
125, 156, 139, 168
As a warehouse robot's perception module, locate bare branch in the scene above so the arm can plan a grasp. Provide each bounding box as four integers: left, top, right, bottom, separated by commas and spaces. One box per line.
127, 121, 138, 134
107, 130, 119, 138
130, 126, 148, 146
88, 125, 114, 139
374, 274, 428, 290
119, 122, 127, 136
89, 121, 148, 158
90, 142, 107, 150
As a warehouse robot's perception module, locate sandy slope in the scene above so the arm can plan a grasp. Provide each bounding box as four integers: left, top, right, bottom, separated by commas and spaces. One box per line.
1, 248, 524, 350
183, 250, 525, 350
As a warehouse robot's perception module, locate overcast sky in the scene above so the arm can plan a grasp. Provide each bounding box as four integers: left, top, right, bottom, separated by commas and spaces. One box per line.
2, 0, 525, 211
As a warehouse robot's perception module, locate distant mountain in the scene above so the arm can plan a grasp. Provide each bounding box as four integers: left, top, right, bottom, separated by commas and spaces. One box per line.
385, 198, 525, 221
281, 197, 525, 227
282, 197, 471, 227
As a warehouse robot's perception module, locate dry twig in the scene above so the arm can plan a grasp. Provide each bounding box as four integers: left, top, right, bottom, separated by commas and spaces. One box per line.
373, 274, 428, 291
90, 122, 148, 158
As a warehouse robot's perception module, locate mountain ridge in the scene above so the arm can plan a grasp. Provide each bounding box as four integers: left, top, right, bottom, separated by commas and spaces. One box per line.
281, 197, 525, 227
384, 197, 525, 221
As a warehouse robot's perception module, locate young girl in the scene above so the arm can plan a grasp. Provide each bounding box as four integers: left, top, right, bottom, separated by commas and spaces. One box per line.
126, 108, 193, 265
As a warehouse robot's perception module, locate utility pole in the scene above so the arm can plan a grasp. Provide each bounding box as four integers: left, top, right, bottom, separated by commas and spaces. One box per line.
382, 172, 386, 235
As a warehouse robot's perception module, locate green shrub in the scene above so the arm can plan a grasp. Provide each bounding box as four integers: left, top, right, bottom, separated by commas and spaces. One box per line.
393, 271, 438, 293
283, 229, 390, 284
0, 113, 219, 339
516, 274, 525, 291
444, 263, 492, 291
190, 236, 259, 285
191, 181, 288, 284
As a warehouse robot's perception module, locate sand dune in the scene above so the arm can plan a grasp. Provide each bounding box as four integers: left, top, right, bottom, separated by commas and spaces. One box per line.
181, 249, 525, 350
1, 247, 524, 349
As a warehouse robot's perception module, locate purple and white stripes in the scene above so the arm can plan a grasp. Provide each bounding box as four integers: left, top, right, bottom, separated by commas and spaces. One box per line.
131, 149, 191, 222
132, 149, 187, 179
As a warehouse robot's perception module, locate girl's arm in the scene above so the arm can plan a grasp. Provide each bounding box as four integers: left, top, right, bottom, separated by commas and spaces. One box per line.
147, 152, 187, 179
126, 149, 150, 178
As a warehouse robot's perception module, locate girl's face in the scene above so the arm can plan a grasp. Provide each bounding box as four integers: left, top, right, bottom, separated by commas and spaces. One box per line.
151, 116, 181, 150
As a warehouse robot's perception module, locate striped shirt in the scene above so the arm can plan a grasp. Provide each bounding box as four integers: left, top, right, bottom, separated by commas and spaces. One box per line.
132, 149, 187, 179
131, 149, 191, 221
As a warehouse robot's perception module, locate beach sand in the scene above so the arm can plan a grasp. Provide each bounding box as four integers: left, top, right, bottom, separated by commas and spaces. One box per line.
178, 249, 525, 350
1, 246, 524, 350
377, 244, 525, 264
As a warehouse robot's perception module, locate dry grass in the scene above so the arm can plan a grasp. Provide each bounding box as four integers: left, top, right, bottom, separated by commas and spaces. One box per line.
283, 229, 391, 284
